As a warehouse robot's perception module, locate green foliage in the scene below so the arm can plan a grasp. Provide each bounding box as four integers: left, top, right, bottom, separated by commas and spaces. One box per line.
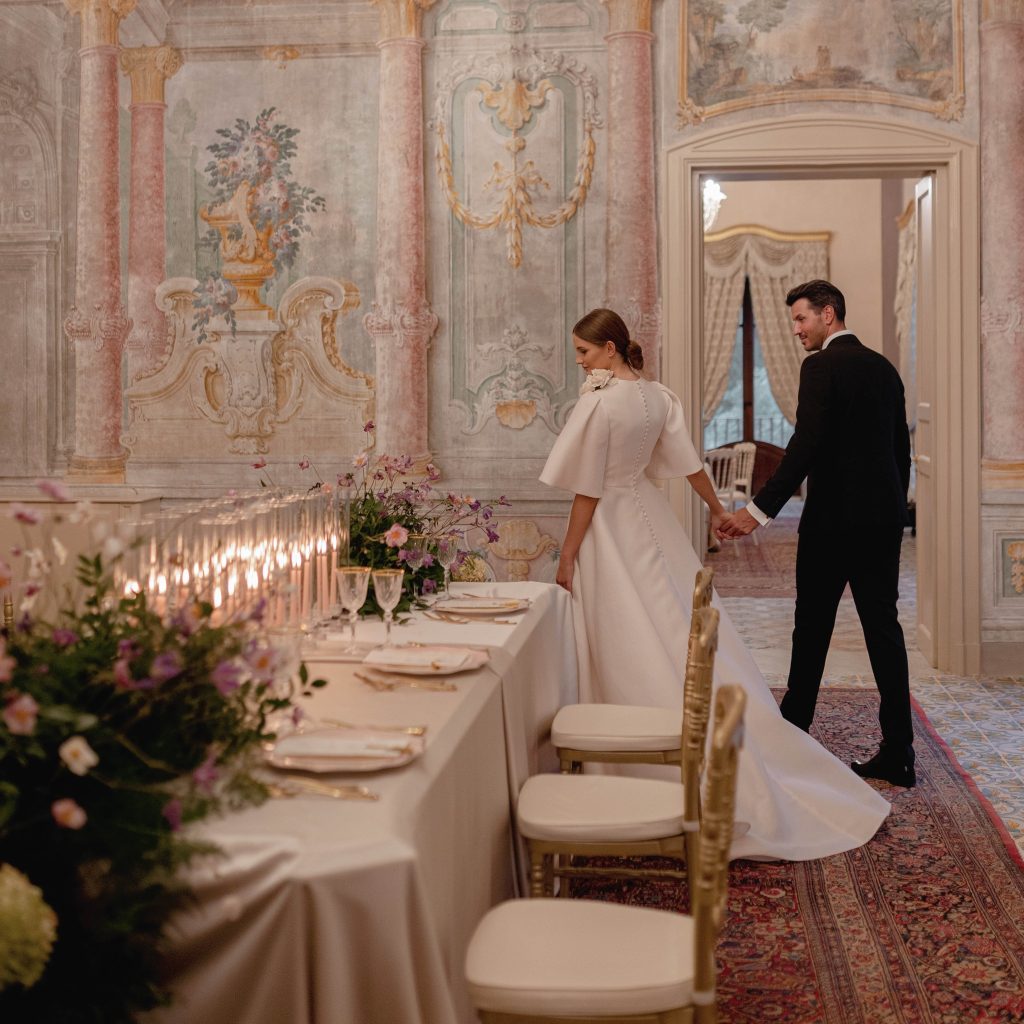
0, 553, 326, 1022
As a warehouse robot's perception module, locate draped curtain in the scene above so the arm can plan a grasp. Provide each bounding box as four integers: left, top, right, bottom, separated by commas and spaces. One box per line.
702, 233, 748, 425
703, 229, 830, 426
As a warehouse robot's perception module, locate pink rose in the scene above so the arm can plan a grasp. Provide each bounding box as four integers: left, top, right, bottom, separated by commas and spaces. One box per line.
52, 798, 87, 830
383, 523, 409, 548
3, 693, 37, 734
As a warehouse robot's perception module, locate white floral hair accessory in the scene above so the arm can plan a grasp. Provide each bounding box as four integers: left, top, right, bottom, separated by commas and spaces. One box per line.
579, 368, 616, 395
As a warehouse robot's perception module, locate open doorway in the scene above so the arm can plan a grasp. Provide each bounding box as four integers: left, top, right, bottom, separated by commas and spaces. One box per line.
661, 116, 981, 674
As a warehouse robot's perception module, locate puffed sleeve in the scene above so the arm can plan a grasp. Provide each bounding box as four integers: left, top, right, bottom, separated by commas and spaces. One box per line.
539, 392, 609, 498
646, 383, 703, 480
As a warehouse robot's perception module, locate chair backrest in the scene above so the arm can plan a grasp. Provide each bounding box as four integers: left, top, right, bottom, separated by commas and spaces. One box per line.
730, 442, 756, 497
681, 605, 719, 829
704, 448, 739, 495
692, 684, 746, 1022
687, 567, 715, 664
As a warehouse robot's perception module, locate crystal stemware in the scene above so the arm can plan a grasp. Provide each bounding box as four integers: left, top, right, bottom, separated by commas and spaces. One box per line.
371, 568, 405, 648
403, 533, 428, 595
435, 534, 460, 597
336, 567, 371, 652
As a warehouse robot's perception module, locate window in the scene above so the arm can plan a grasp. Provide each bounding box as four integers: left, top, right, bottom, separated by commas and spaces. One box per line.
704, 277, 795, 451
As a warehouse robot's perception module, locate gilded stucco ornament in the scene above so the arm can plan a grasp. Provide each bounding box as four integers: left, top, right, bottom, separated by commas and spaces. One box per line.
433, 47, 601, 269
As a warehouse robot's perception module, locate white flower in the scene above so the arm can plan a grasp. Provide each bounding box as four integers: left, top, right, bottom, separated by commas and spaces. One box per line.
0, 863, 58, 991
59, 736, 99, 776
352, 452, 369, 469
579, 368, 616, 395
51, 536, 68, 566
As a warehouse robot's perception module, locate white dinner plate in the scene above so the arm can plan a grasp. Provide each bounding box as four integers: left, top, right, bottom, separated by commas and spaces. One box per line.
265, 728, 425, 773
362, 645, 489, 676
433, 597, 530, 616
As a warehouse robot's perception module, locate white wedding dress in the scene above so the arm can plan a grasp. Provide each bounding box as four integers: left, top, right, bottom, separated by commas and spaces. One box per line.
540, 376, 890, 861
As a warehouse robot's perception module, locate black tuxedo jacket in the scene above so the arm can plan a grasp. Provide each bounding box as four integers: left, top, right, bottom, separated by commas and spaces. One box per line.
752, 334, 911, 534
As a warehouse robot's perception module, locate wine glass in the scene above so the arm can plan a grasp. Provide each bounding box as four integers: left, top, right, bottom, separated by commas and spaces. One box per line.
372, 568, 405, 648
435, 534, 460, 597
336, 567, 371, 652
403, 533, 428, 595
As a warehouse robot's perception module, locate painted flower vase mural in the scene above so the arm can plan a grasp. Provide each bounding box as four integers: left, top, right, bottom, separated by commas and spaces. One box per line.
194, 108, 325, 337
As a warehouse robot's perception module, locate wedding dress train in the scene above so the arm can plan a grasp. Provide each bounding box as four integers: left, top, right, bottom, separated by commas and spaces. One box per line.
541, 376, 889, 860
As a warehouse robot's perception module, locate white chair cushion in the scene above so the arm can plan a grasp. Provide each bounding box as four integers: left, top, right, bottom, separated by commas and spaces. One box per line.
552, 703, 680, 751
466, 898, 695, 1016
517, 774, 693, 841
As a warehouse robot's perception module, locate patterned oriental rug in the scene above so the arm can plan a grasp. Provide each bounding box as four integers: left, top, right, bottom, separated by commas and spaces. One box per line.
708, 508, 801, 598
573, 689, 1024, 1024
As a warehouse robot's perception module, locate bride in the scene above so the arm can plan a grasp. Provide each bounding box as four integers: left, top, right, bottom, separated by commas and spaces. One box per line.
541, 308, 889, 861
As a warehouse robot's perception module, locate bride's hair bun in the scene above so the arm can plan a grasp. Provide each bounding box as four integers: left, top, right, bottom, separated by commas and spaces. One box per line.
573, 308, 645, 374
625, 339, 644, 371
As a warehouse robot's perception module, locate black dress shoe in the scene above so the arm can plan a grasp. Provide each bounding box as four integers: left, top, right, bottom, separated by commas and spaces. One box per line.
851, 747, 916, 787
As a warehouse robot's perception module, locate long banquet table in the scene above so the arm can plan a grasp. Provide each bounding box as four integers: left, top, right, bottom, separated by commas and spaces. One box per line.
147, 582, 578, 1024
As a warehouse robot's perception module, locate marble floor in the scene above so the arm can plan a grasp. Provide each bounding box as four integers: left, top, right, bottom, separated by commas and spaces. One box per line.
715, 511, 1024, 857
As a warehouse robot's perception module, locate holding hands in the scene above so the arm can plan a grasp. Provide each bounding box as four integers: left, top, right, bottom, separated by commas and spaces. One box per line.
716, 507, 760, 541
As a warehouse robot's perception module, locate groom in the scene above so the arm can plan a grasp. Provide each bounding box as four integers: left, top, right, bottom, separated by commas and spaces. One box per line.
720, 279, 915, 787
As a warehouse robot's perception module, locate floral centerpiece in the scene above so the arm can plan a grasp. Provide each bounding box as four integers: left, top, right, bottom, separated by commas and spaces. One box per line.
194, 106, 326, 340
299, 427, 507, 612
0, 487, 326, 1022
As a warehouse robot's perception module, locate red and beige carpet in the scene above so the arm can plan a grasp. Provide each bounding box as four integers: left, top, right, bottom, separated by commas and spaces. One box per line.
575, 689, 1024, 1024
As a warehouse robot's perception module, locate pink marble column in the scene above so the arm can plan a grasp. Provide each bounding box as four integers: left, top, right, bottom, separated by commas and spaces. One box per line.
364, 0, 437, 464
120, 45, 182, 382
63, 0, 137, 482
604, 0, 660, 377
980, 0, 1024, 489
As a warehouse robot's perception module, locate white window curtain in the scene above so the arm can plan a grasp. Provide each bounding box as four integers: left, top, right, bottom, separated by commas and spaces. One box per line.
703, 227, 830, 427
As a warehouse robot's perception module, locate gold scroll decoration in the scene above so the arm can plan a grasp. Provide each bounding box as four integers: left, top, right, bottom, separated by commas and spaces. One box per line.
434, 50, 600, 269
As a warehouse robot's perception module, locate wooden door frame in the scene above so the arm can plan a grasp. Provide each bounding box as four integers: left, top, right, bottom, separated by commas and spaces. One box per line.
661, 115, 981, 674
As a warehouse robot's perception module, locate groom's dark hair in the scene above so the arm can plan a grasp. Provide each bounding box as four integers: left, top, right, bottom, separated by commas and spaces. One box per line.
786, 279, 846, 322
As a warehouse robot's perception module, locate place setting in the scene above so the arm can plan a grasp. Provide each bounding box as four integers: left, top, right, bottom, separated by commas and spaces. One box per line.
425, 591, 532, 625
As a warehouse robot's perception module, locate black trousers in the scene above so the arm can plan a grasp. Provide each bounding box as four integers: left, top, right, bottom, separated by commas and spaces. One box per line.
779, 525, 913, 750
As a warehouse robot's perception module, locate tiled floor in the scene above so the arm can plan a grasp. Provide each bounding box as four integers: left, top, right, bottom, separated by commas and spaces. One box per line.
716, 508, 1024, 856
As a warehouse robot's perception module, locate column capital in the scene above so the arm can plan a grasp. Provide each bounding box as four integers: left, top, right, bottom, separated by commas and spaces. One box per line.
64, 0, 137, 48
120, 45, 183, 103
373, 0, 437, 41
602, 0, 652, 34
982, 0, 1024, 21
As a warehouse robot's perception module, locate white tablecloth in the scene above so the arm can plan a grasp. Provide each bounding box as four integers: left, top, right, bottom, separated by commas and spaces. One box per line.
148, 582, 577, 1024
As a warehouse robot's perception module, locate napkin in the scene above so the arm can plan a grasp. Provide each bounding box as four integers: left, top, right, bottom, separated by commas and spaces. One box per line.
363, 646, 472, 670
275, 734, 410, 759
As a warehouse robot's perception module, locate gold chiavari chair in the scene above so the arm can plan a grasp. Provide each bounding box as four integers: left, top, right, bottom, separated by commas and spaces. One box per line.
465, 685, 746, 1024
552, 568, 715, 774
516, 606, 719, 899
